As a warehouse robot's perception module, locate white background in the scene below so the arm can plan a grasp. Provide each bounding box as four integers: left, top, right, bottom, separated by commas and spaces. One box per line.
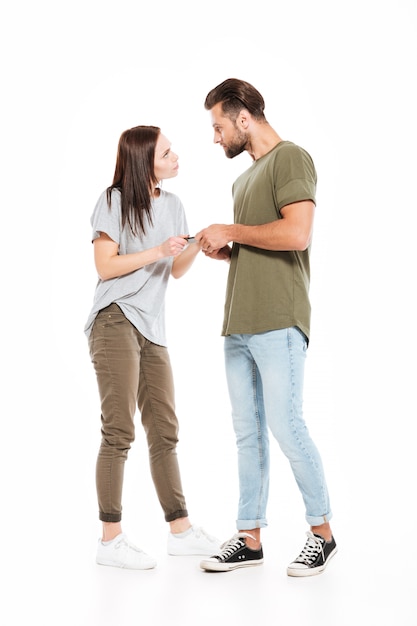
1, 1, 416, 624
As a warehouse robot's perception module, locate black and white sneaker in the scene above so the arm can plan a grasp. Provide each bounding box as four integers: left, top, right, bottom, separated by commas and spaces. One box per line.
287, 531, 337, 577
200, 533, 264, 572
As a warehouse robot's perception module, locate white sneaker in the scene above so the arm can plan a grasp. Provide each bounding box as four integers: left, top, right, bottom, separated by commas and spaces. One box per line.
168, 525, 222, 556
96, 533, 157, 570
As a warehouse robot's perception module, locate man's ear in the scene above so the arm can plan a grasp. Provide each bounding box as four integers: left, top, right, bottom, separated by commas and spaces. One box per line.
237, 109, 250, 130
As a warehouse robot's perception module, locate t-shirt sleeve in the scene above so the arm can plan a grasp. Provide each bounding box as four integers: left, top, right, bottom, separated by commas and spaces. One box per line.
90, 190, 121, 244
275, 144, 317, 210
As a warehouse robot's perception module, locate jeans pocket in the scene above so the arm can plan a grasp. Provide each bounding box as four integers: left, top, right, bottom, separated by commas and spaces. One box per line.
294, 326, 308, 352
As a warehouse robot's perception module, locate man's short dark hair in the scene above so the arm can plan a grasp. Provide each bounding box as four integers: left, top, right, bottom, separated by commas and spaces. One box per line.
204, 78, 266, 121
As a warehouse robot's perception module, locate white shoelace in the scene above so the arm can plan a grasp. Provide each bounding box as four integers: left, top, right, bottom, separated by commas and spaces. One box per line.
294, 531, 325, 565
216, 532, 255, 561
114, 534, 145, 554
192, 526, 218, 542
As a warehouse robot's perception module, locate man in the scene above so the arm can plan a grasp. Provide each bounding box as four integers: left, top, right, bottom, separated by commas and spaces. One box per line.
196, 78, 337, 577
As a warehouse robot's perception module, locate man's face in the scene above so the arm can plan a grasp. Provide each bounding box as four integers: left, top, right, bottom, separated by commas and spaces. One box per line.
210, 102, 248, 159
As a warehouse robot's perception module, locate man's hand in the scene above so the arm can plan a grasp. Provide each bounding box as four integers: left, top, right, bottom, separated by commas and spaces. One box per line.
202, 245, 232, 261
196, 224, 232, 253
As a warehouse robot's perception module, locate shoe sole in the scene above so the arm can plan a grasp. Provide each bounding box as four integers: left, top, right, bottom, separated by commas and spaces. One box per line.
200, 558, 264, 572
96, 558, 156, 570
287, 546, 338, 577
169, 551, 221, 556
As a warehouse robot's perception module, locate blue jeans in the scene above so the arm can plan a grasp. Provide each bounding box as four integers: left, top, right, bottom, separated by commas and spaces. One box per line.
224, 328, 332, 529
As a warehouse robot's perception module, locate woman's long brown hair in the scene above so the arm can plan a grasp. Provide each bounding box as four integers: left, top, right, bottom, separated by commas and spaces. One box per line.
106, 125, 161, 237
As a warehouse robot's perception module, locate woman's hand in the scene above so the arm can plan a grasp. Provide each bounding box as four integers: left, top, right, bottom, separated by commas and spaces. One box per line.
159, 236, 189, 258
171, 237, 202, 278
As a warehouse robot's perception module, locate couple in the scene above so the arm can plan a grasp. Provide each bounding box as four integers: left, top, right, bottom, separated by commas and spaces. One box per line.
84, 78, 337, 578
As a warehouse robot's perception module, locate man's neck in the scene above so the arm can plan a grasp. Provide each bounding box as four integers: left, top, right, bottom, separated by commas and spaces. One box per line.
247, 126, 282, 161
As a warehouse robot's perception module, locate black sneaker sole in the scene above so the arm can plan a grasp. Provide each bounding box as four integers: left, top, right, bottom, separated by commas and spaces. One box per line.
287, 546, 338, 577
200, 557, 264, 572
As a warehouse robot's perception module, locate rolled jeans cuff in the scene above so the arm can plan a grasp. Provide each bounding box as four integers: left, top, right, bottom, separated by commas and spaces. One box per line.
305, 512, 332, 526
237, 518, 268, 530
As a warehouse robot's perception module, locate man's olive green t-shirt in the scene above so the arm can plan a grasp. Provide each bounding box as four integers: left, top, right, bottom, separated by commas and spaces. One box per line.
222, 140, 317, 341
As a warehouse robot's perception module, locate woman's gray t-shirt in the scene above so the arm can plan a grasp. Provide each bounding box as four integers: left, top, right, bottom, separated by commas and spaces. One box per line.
84, 188, 188, 346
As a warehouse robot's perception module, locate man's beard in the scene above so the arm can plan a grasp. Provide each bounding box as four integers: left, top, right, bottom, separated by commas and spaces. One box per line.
224, 128, 248, 159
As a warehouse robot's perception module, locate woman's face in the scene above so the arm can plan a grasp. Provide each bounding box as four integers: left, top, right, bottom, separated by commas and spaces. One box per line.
153, 133, 179, 182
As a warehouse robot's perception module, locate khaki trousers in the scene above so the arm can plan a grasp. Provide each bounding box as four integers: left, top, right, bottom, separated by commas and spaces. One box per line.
89, 303, 188, 523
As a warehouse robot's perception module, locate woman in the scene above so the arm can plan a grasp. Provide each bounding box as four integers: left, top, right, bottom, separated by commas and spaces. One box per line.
84, 125, 220, 569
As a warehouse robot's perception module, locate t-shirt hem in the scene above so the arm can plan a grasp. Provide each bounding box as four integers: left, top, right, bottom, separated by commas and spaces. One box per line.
222, 320, 310, 342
